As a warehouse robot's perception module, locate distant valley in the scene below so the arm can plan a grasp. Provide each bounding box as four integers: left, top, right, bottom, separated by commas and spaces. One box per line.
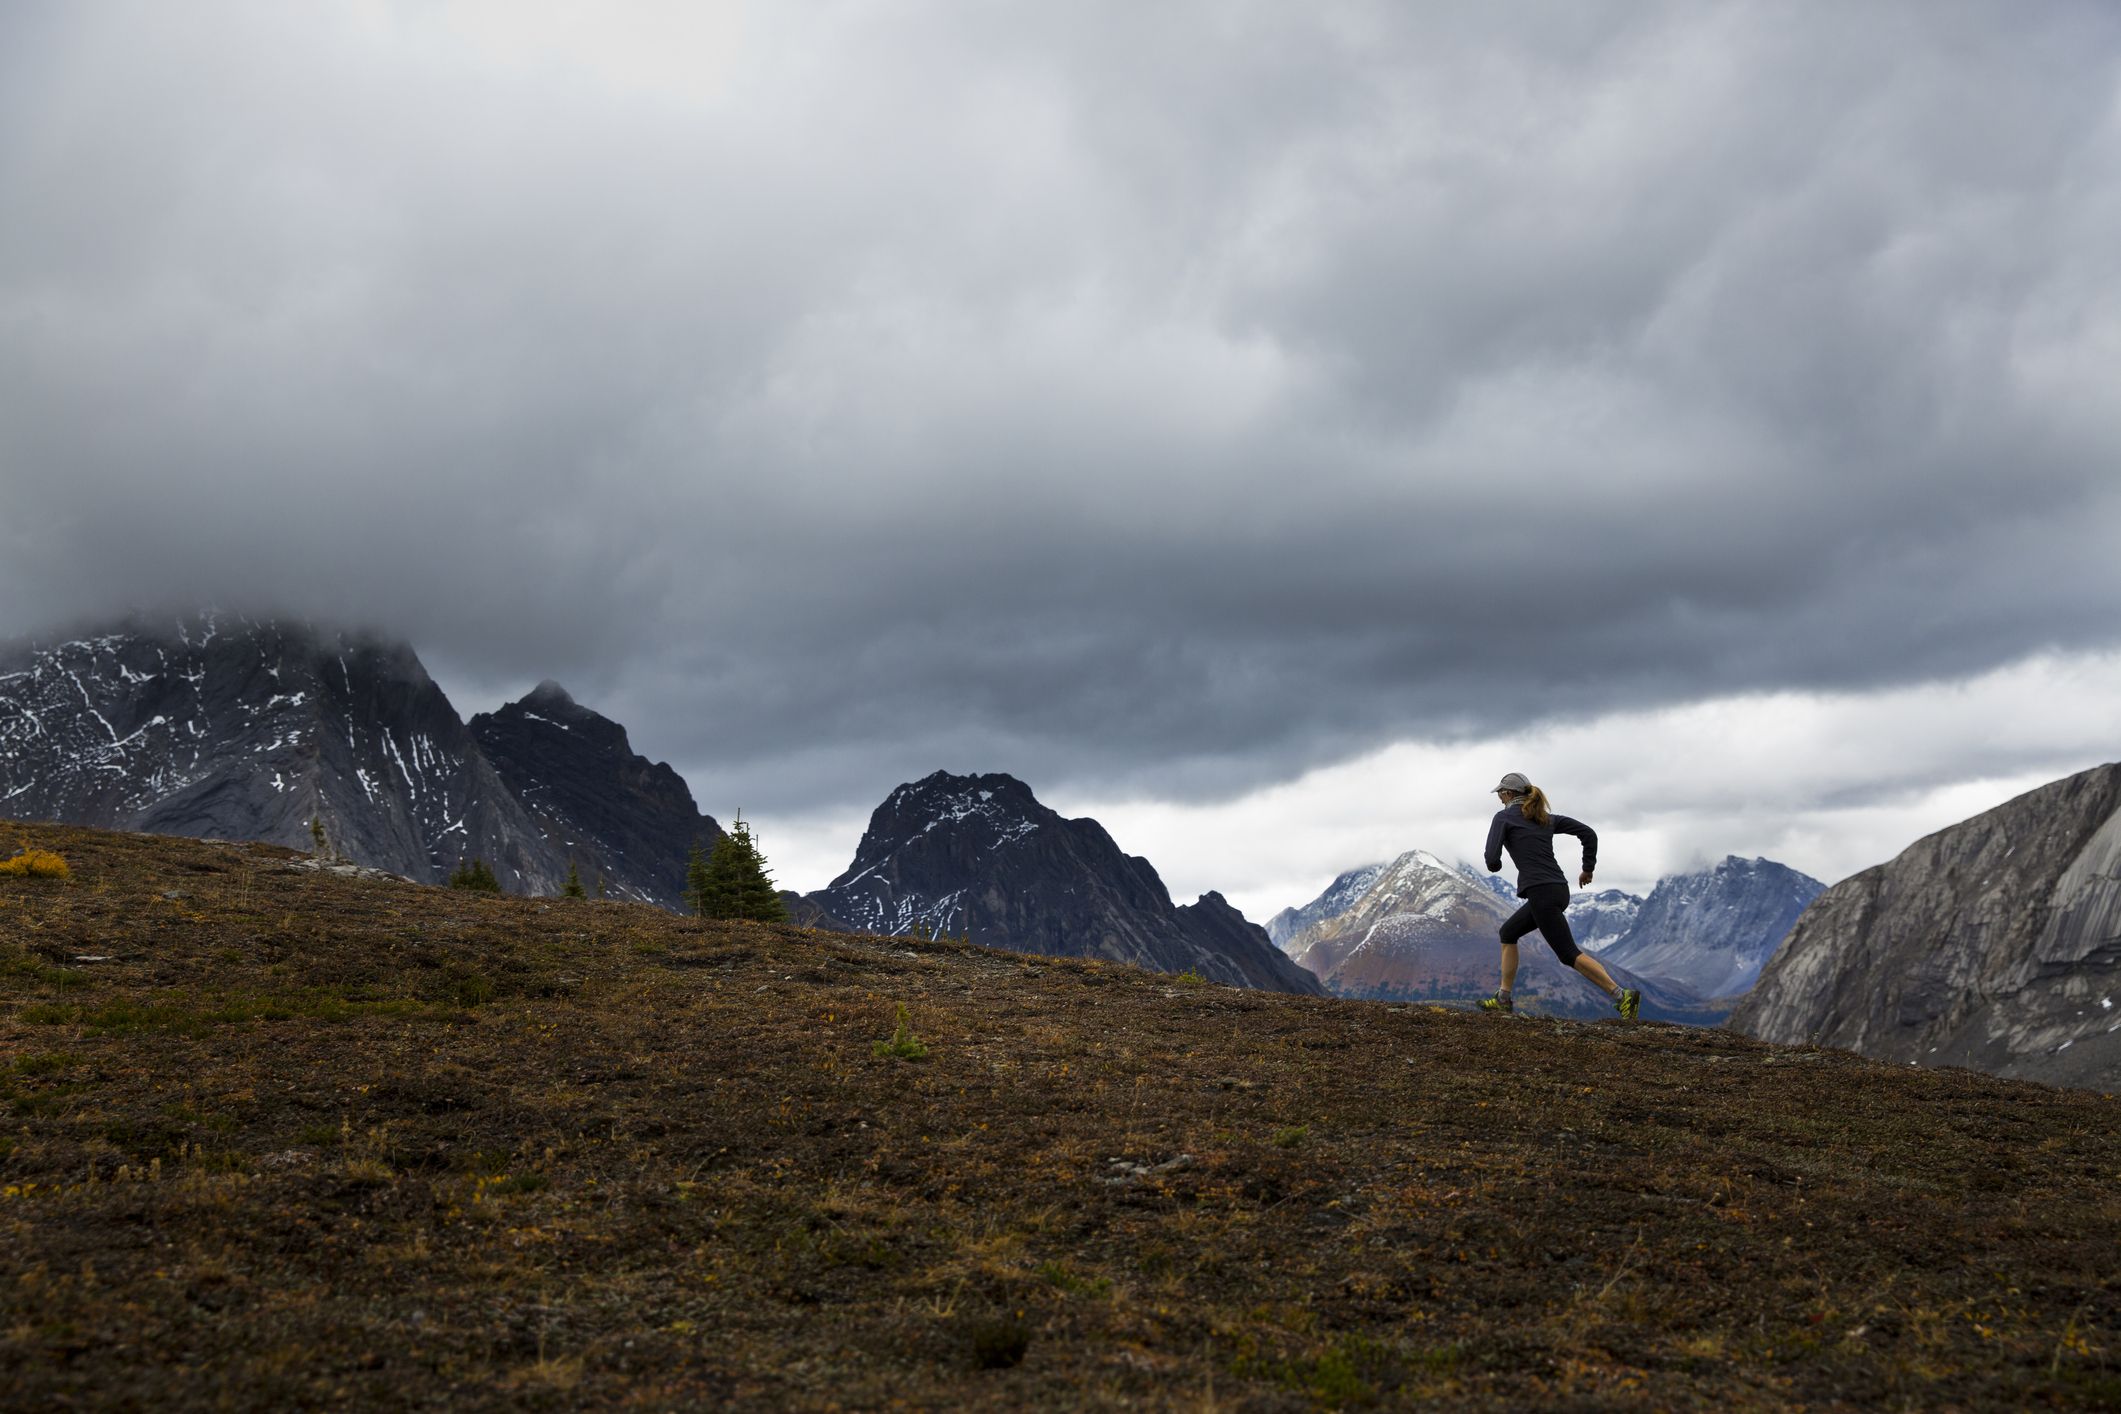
1269, 849, 1822, 1023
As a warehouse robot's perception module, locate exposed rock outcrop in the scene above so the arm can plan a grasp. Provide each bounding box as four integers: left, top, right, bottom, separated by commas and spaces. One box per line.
1729, 763, 2121, 1091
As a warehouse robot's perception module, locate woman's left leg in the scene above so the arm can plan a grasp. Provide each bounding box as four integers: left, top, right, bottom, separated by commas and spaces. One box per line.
1531, 890, 1642, 1018
1528, 890, 1618, 999
1572, 952, 1621, 996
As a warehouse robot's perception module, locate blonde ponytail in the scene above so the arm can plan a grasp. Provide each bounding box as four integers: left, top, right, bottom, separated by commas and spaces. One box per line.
1520, 785, 1552, 826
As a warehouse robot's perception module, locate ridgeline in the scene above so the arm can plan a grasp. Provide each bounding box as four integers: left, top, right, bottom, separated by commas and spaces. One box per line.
3, 823, 2117, 1408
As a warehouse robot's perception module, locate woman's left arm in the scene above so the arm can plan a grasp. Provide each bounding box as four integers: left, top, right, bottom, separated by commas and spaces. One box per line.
1554, 815, 1598, 883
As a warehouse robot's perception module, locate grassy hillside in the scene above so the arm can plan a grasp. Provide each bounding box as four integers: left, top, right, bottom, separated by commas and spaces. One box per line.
3, 822, 2117, 1409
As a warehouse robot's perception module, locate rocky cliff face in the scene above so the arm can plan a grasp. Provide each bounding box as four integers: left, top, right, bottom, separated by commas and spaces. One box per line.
469, 682, 722, 909
1729, 764, 2121, 1091
0, 615, 563, 890
1603, 857, 1823, 1001
1281, 850, 1706, 1020
804, 771, 1323, 995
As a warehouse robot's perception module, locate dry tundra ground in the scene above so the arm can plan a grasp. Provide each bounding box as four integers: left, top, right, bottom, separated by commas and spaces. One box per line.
2, 821, 2117, 1410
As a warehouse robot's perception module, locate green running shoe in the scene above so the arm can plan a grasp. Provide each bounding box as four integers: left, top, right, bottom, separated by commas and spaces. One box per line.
1615, 988, 1641, 1020
1479, 990, 1514, 1014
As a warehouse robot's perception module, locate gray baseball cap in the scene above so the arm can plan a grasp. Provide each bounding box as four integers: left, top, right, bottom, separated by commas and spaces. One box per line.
1491, 772, 1532, 795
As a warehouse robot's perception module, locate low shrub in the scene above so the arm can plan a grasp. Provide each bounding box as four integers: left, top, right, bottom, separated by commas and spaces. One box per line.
0, 848, 70, 880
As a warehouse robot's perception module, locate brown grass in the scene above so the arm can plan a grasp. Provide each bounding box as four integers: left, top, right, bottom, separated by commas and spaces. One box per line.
1, 820, 2117, 1409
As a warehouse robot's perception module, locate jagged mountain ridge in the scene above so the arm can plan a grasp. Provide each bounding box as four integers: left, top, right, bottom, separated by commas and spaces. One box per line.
469, 681, 722, 909
0, 616, 564, 891
1603, 856, 1823, 1000
1730, 762, 2121, 1091
1566, 888, 1646, 954
804, 771, 1324, 995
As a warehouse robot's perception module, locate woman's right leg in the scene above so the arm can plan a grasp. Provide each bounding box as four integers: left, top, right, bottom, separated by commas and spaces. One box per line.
1496, 901, 1538, 995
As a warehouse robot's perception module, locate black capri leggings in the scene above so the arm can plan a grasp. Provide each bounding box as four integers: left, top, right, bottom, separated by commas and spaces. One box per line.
1500, 882, 1580, 966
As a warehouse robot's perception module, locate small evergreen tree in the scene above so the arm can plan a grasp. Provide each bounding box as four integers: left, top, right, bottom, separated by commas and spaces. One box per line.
563, 860, 586, 899
698, 813, 788, 923
309, 814, 329, 856
449, 858, 501, 893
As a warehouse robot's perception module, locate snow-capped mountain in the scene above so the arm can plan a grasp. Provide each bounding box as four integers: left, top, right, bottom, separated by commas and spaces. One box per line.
1732, 763, 2121, 1091
1286, 849, 1507, 994
1567, 888, 1646, 954
1455, 861, 1519, 904
0, 615, 564, 890
1602, 857, 1823, 1000
805, 770, 1323, 995
468, 681, 723, 909
1267, 861, 1388, 949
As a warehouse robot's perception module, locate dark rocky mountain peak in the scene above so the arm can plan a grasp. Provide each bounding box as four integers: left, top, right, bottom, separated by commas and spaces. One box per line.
468, 687, 721, 909
809, 772, 1321, 995
525, 678, 574, 704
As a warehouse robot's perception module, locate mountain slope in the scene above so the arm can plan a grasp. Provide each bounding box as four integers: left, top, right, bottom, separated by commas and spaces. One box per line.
804, 771, 1323, 994
1603, 856, 1824, 1000
1267, 861, 1387, 949
468, 681, 722, 908
5, 821, 2117, 1409
0, 615, 564, 890
1730, 762, 2121, 1091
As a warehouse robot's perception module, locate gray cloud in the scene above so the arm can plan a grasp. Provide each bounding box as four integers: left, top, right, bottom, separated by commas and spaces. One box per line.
5, 0, 2120, 819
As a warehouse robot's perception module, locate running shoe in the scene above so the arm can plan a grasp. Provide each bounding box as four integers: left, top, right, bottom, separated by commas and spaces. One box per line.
1478, 991, 1514, 1014
1615, 988, 1641, 1020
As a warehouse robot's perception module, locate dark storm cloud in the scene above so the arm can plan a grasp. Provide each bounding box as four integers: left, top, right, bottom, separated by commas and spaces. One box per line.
5, 0, 2120, 814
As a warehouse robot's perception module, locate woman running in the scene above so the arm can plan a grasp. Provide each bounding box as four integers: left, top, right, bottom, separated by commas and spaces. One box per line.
1478, 773, 1640, 1019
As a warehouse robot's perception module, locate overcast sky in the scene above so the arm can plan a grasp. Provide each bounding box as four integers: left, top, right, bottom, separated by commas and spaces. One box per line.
6, 2, 2120, 917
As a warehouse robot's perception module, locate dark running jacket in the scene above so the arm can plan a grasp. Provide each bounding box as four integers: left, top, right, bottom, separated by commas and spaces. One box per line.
1484, 803, 1598, 898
